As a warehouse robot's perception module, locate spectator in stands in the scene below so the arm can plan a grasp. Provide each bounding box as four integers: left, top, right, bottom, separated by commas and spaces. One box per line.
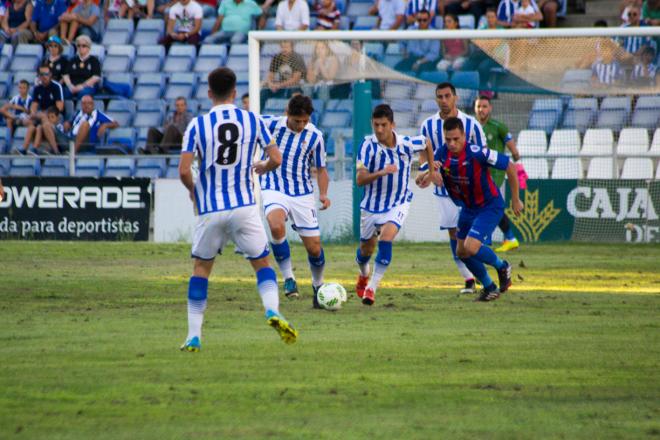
70, 94, 118, 153
436, 14, 468, 71
62, 35, 101, 98
275, 0, 309, 30
241, 93, 249, 110
205, 0, 269, 44
0, 80, 32, 135
478, 6, 502, 27
465, 7, 504, 89
495, 0, 516, 27
619, 0, 642, 24
512, 0, 542, 28
535, 0, 561, 27
262, 41, 306, 106
30, 0, 67, 44
104, 0, 123, 20
370, 0, 404, 29
404, 0, 436, 26
618, 5, 656, 57
196, 0, 218, 17
0, 0, 33, 45
591, 48, 624, 88
144, 96, 192, 154
306, 41, 340, 100
58, 0, 102, 43
32, 106, 67, 153
394, 10, 440, 73
21, 64, 64, 153
161, 0, 203, 47
444, 0, 486, 24
43, 35, 68, 82
631, 46, 657, 85
315, 0, 341, 29
642, 0, 660, 25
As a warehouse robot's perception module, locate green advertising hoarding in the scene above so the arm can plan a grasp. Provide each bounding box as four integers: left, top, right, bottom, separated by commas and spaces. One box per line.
505, 179, 660, 243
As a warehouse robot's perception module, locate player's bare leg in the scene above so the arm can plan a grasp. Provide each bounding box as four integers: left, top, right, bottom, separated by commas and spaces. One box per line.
362, 222, 398, 306
181, 258, 214, 352
250, 256, 298, 344
356, 234, 377, 299
301, 235, 325, 308
266, 208, 298, 298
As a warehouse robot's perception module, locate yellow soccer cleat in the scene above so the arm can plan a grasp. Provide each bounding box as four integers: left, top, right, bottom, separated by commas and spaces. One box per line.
266, 311, 298, 344
495, 238, 520, 253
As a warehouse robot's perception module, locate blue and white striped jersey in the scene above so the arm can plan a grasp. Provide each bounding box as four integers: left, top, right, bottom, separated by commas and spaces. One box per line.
182, 103, 274, 215
420, 109, 486, 198
259, 115, 326, 197
9, 94, 33, 117
592, 60, 624, 85
405, 0, 437, 18
357, 132, 426, 213
617, 23, 657, 55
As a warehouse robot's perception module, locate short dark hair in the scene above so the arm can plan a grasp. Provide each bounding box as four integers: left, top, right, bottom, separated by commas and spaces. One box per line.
436, 82, 456, 95
18, 79, 30, 87
208, 67, 236, 101
445, 13, 460, 28
287, 94, 314, 116
443, 116, 464, 132
241, 93, 249, 100
593, 19, 608, 27
38, 63, 51, 73
418, 9, 430, 15
46, 106, 60, 115
476, 94, 491, 103
485, 7, 496, 14
372, 104, 394, 122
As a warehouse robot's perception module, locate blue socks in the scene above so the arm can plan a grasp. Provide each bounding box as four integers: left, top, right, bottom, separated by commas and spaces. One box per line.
308, 248, 325, 287
368, 241, 392, 290
271, 239, 293, 279
356, 247, 371, 277
187, 276, 208, 340
475, 245, 505, 270
460, 257, 495, 290
256, 267, 279, 314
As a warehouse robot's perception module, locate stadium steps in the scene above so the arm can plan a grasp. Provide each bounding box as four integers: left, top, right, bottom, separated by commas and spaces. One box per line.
561, 0, 620, 27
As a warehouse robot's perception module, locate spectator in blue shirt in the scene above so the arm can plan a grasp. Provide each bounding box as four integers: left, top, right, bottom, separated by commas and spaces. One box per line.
394, 10, 440, 73
30, 0, 66, 43
70, 95, 119, 153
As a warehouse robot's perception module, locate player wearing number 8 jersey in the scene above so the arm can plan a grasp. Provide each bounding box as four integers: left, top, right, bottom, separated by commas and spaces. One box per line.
178, 67, 298, 351
260, 95, 330, 308
354, 104, 436, 306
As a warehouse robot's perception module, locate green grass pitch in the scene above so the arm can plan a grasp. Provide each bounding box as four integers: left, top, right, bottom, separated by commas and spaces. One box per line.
1, 241, 659, 439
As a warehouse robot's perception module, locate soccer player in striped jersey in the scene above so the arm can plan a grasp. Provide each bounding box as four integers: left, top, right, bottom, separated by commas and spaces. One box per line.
178, 67, 298, 351
260, 95, 330, 308
355, 104, 435, 306
418, 117, 523, 301
474, 95, 522, 252
419, 82, 486, 295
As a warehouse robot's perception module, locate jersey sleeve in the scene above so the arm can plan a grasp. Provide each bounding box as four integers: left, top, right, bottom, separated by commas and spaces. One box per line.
470, 118, 487, 147
312, 132, 327, 168
500, 122, 513, 144
356, 138, 372, 171
256, 115, 275, 149
474, 145, 510, 170
181, 119, 197, 154
407, 135, 426, 153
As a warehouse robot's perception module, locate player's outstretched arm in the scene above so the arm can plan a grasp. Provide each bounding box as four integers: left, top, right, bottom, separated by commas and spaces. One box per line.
253, 143, 282, 175
505, 161, 523, 216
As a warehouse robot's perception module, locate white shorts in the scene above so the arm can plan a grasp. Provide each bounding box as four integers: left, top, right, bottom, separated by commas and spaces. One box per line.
360, 202, 410, 241
437, 195, 460, 230
191, 204, 269, 260
262, 190, 320, 238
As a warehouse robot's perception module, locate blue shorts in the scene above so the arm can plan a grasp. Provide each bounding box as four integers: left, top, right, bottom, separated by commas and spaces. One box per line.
456, 200, 504, 243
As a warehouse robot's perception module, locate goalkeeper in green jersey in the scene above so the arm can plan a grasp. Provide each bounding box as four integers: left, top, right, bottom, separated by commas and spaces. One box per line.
474, 95, 522, 252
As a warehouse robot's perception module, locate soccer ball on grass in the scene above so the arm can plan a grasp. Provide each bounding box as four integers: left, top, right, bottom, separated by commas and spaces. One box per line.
316, 283, 347, 311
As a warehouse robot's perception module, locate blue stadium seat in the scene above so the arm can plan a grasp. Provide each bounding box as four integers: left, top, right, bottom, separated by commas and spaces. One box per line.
451, 71, 480, 90
103, 45, 136, 73
562, 108, 594, 133
420, 99, 436, 114
458, 14, 475, 29
600, 96, 631, 117
264, 98, 288, 113
532, 98, 563, 113
0, 71, 11, 100
321, 111, 351, 129
631, 108, 660, 130
528, 109, 560, 134
103, 19, 134, 45
10, 126, 28, 152
0, 44, 13, 72
225, 56, 249, 74
230, 44, 249, 56
10, 45, 42, 71
419, 71, 449, 84
163, 45, 196, 73
0, 158, 10, 175
10, 157, 40, 176
390, 99, 418, 114
165, 157, 179, 178
383, 54, 403, 69
133, 45, 166, 73
561, 69, 591, 92
165, 73, 196, 100
103, 72, 134, 97
100, 128, 137, 154
364, 43, 385, 60
105, 157, 136, 177
338, 16, 351, 30
133, 19, 165, 45
134, 73, 165, 100
347, 2, 371, 17
596, 109, 627, 132
76, 158, 104, 177
635, 95, 660, 110
135, 158, 166, 178
90, 44, 106, 63
136, 127, 149, 150
0, 127, 9, 153
383, 81, 414, 100
194, 45, 227, 74
456, 88, 477, 110
195, 77, 209, 100
134, 107, 164, 128
40, 158, 69, 177
199, 99, 212, 113
353, 16, 378, 30
106, 100, 137, 126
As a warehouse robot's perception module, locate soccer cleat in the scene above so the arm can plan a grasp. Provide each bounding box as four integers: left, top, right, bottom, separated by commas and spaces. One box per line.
265, 310, 298, 344
497, 260, 512, 293
362, 287, 375, 306
474, 285, 500, 302
356, 274, 369, 299
180, 336, 201, 352
495, 238, 520, 253
312, 285, 322, 309
460, 279, 476, 294
284, 278, 299, 299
